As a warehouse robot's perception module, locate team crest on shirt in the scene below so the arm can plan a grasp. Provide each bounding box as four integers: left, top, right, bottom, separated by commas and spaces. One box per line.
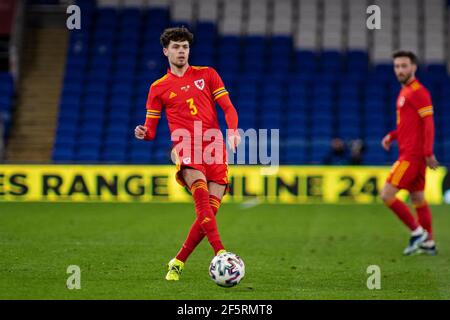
194, 79, 205, 90
398, 96, 405, 107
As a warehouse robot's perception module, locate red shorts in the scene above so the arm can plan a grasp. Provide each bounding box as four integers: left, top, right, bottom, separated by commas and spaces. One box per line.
171, 146, 229, 192
386, 158, 426, 192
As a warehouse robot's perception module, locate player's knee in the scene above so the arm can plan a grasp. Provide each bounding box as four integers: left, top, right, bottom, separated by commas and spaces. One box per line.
183, 168, 207, 188
411, 193, 425, 206
380, 188, 395, 204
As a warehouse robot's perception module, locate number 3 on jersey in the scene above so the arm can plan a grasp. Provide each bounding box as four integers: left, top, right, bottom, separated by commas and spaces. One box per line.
186, 98, 198, 115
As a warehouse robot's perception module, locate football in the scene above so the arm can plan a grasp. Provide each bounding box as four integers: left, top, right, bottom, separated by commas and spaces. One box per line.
209, 252, 245, 287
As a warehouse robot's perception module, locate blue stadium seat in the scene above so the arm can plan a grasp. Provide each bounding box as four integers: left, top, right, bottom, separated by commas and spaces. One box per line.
55, 131, 77, 149
76, 0, 96, 12
75, 147, 100, 162
294, 51, 318, 73
102, 149, 127, 162
310, 139, 331, 164
363, 139, 390, 164
62, 80, 83, 95
196, 22, 216, 40
0, 95, 12, 111
426, 64, 448, 81
338, 126, 362, 140
346, 50, 369, 71
260, 113, 282, 129
286, 123, 308, 138
53, 148, 75, 162
58, 108, 80, 122
129, 149, 152, 164
320, 51, 343, 72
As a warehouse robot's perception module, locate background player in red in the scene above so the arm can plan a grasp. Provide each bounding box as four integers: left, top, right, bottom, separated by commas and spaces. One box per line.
134, 27, 241, 280
380, 51, 439, 256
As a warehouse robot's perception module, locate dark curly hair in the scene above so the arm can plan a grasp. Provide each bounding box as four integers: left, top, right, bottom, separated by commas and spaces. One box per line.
160, 27, 194, 48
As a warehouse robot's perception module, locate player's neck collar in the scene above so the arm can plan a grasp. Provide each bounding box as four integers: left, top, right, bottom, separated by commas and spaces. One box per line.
167, 65, 192, 78
405, 77, 417, 87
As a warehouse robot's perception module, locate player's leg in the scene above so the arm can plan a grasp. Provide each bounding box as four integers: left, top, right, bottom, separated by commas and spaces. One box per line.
411, 191, 437, 255
380, 182, 427, 255
205, 182, 226, 255
181, 168, 225, 253
380, 182, 419, 231
410, 191, 432, 237
166, 168, 225, 280
207, 181, 226, 216
166, 169, 207, 280
175, 182, 226, 263
174, 168, 225, 260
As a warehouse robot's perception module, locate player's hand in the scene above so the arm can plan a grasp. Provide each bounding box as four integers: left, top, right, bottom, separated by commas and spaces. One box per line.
227, 130, 241, 153
381, 134, 392, 151
135, 125, 147, 140
426, 155, 439, 170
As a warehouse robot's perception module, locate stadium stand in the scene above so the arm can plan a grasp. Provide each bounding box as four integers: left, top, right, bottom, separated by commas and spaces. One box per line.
0, 72, 14, 140
53, 0, 450, 165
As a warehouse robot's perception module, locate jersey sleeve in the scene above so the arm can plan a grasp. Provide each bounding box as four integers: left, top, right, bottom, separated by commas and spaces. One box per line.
144, 85, 163, 140
145, 85, 163, 118
413, 88, 435, 156
423, 116, 435, 157
413, 88, 433, 119
388, 130, 398, 141
208, 67, 229, 101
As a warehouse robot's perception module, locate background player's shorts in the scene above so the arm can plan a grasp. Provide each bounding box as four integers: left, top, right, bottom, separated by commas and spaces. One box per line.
386, 158, 426, 192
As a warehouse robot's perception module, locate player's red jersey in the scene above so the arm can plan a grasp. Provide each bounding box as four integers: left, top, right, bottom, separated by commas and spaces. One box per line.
145, 65, 230, 138
143, 65, 237, 188
386, 78, 435, 192
391, 78, 434, 160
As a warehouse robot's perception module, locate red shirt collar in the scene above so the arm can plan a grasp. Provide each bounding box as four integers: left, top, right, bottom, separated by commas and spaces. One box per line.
167, 65, 192, 78
406, 77, 419, 87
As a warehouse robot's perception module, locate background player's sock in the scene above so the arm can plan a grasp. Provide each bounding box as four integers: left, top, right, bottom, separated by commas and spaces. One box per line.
414, 201, 433, 239
421, 240, 435, 248
411, 226, 424, 236
176, 195, 222, 262
386, 198, 420, 231
190, 180, 224, 254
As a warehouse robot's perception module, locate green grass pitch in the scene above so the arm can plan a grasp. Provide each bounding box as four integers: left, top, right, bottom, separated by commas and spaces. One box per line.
0, 202, 449, 299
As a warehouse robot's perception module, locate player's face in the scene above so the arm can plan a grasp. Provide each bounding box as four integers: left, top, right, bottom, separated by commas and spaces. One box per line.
393, 57, 417, 84
163, 40, 190, 68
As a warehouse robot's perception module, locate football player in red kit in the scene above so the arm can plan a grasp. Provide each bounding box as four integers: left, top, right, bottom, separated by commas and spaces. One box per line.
381, 51, 439, 256
134, 27, 241, 280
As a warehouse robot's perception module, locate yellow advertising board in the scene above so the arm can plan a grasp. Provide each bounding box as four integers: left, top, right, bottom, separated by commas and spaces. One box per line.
0, 165, 447, 204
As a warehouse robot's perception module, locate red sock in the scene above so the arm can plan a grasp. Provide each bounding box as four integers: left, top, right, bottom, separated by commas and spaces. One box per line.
176, 195, 222, 262
209, 195, 221, 216
185, 180, 224, 253
385, 198, 420, 231
415, 201, 433, 240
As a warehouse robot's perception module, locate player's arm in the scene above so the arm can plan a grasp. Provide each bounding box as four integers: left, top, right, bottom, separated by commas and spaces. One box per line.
135, 85, 163, 141
415, 90, 439, 169
209, 68, 240, 152
388, 130, 397, 140
381, 130, 397, 151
